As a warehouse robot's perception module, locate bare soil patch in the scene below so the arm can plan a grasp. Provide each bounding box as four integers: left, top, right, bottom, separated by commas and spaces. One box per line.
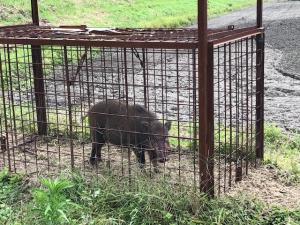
227, 166, 300, 209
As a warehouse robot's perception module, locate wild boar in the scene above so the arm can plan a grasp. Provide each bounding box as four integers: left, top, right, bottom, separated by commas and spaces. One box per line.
87, 100, 171, 172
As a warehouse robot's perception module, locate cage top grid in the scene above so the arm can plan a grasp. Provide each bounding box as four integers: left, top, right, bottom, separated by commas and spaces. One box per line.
0, 24, 263, 49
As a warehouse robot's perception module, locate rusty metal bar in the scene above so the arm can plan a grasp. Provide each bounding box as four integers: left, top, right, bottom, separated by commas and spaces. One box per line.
31, 46, 47, 135
63, 46, 75, 169
0, 38, 197, 50
256, 0, 264, 161
210, 26, 257, 41
0, 24, 249, 39
192, 49, 197, 188
245, 38, 250, 175
31, 0, 47, 135
31, 0, 39, 25
0, 25, 263, 49
0, 24, 33, 29
123, 47, 132, 181
0, 32, 262, 49
229, 42, 233, 187
207, 42, 215, 195
257, 0, 263, 28
212, 28, 264, 46
142, 49, 148, 108
0, 53, 11, 171
7, 45, 17, 172
256, 34, 265, 161
176, 49, 181, 181
198, 0, 214, 196
223, 43, 228, 192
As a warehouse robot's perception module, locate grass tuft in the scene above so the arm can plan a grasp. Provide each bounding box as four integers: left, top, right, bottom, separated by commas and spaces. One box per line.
264, 124, 300, 183
0, 170, 300, 224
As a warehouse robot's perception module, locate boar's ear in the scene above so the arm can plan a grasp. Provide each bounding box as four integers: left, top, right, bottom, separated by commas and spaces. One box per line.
165, 120, 172, 131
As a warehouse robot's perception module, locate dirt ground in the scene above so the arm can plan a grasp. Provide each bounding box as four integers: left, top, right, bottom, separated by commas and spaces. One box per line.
1, 133, 254, 199
3, 138, 299, 209
227, 166, 300, 209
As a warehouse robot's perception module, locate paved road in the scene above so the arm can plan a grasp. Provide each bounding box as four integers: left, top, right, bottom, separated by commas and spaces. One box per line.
197, 1, 300, 130
208, 1, 300, 28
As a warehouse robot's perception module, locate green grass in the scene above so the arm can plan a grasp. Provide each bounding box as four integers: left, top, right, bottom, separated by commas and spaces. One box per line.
0, 101, 91, 144
0, 123, 299, 224
168, 122, 300, 183
169, 122, 300, 182
1, 0, 256, 28
264, 124, 300, 183
0, 169, 299, 225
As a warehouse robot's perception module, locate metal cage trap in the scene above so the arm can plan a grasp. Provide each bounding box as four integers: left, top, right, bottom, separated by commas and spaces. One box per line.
0, 0, 265, 196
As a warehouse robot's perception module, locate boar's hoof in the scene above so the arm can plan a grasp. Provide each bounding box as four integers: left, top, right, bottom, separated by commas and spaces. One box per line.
138, 163, 145, 169
154, 167, 160, 173
90, 157, 102, 166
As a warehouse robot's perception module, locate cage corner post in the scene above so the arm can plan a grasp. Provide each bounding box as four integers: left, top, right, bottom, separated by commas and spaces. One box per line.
31, 0, 47, 135
198, 0, 214, 197
255, 0, 264, 162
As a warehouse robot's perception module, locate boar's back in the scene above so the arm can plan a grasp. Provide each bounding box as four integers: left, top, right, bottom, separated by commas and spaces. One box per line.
88, 100, 156, 146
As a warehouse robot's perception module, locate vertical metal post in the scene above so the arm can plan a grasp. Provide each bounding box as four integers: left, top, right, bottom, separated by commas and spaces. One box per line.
198, 0, 214, 196
31, 0, 47, 135
123, 48, 132, 182
142, 49, 148, 109
257, 0, 263, 28
256, 0, 264, 160
0, 54, 11, 171
64, 46, 75, 169
207, 42, 215, 194
31, 0, 39, 25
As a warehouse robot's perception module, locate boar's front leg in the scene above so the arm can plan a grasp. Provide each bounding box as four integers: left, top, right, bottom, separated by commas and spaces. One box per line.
147, 149, 159, 173
133, 146, 146, 170
90, 128, 105, 165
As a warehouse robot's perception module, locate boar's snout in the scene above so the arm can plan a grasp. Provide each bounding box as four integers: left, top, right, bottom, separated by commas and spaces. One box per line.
157, 142, 171, 163
155, 120, 172, 163
158, 157, 169, 163
147, 120, 172, 163
152, 137, 171, 163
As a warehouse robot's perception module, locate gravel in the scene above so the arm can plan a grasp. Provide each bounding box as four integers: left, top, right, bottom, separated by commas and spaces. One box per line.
207, 0, 300, 131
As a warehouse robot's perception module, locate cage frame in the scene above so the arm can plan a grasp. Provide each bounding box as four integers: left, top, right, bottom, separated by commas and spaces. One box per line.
0, 0, 264, 196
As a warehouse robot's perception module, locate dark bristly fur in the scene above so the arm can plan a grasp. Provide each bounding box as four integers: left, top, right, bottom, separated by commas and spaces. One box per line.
87, 100, 171, 172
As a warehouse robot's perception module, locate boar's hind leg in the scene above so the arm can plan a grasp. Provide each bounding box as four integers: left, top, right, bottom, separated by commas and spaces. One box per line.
133, 146, 145, 169
90, 129, 105, 165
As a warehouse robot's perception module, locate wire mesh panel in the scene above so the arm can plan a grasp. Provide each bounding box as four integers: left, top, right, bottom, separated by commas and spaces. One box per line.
212, 35, 261, 195
0, 44, 201, 186
0, 45, 36, 174
0, 25, 264, 195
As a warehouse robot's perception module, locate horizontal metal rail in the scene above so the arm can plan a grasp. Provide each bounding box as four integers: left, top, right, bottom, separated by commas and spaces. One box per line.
0, 25, 264, 49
